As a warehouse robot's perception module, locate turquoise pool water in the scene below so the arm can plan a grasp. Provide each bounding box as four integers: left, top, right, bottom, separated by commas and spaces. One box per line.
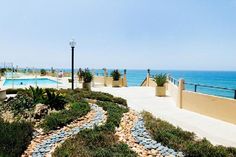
3, 78, 60, 86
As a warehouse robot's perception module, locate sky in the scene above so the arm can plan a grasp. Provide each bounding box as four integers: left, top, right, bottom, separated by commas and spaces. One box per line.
0, 0, 236, 71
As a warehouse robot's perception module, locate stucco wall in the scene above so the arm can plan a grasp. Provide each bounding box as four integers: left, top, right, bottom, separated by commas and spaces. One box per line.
93, 76, 104, 84
93, 76, 126, 87
140, 77, 156, 87
167, 81, 178, 103
182, 91, 236, 124
0, 90, 6, 101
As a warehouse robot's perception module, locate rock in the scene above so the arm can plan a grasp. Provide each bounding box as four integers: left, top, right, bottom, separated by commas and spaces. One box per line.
34, 103, 48, 119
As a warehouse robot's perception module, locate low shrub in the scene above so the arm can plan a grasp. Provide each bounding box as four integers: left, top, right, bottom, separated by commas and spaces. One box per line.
97, 101, 128, 131
142, 111, 236, 157
53, 100, 135, 157
74, 89, 128, 107
53, 128, 136, 157
40, 69, 47, 76
27, 86, 45, 104
0, 119, 33, 157
41, 100, 90, 132
44, 89, 67, 110
6, 88, 24, 94
112, 97, 127, 106
5, 93, 34, 115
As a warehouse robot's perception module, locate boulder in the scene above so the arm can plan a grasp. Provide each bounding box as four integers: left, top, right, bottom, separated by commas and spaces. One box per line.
34, 104, 48, 119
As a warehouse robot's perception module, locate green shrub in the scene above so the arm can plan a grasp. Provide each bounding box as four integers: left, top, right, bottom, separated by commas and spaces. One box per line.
42, 100, 90, 132
97, 101, 128, 131
142, 111, 236, 157
27, 86, 45, 104
53, 101, 135, 157
40, 69, 47, 76
53, 128, 136, 157
6, 93, 34, 115
112, 97, 127, 106
73, 89, 128, 107
82, 69, 93, 83
110, 69, 121, 81
6, 88, 24, 94
0, 68, 7, 77
154, 73, 167, 87
44, 89, 67, 110
0, 120, 33, 157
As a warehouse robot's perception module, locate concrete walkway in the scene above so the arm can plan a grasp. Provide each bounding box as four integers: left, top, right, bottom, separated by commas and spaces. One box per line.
93, 86, 236, 147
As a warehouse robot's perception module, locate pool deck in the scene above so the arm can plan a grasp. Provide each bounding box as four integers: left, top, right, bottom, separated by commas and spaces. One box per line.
93, 86, 236, 147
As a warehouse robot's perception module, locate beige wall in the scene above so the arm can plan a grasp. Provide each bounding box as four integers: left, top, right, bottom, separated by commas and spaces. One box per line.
93, 76, 104, 84
182, 91, 236, 124
140, 77, 156, 87
167, 81, 178, 103
165, 79, 236, 125
93, 76, 127, 87
0, 90, 6, 101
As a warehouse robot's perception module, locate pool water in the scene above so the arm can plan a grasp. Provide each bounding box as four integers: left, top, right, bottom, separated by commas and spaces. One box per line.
3, 78, 60, 86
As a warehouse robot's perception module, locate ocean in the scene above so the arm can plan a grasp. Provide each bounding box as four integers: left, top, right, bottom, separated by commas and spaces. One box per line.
19, 68, 236, 99
94, 69, 236, 99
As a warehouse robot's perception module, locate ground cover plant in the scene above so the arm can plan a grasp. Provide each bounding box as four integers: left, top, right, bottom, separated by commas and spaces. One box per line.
142, 111, 236, 157
0, 118, 33, 157
53, 100, 137, 157
74, 88, 127, 106
0, 87, 132, 157
41, 100, 90, 132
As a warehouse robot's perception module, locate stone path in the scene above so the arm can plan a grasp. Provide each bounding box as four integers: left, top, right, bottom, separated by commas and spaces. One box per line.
22, 104, 107, 157
115, 110, 184, 157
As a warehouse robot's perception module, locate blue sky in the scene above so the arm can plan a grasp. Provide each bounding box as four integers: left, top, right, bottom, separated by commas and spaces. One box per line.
0, 0, 236, 70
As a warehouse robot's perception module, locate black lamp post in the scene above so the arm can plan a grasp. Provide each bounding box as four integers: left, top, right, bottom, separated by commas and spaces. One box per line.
69, 39, 76, 90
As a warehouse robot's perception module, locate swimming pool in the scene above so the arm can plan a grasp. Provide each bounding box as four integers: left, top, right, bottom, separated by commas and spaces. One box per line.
3, 78, 60, 86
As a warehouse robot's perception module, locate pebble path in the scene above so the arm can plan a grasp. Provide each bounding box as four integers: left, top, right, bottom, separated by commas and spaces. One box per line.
22, 104, 107, 157
115, 110, 184, 157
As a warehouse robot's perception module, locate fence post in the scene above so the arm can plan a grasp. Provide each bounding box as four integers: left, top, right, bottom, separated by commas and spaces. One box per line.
177, 79, 185, 109
103, 68, 107, 87
91, 69, 95, 87
147, 69, 150, 87
234, 90, 236, 99
194, 84, 197, 92
123, 69, 127, 87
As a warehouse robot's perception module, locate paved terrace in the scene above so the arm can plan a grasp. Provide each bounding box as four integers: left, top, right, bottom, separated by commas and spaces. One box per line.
93, 86, 236, 147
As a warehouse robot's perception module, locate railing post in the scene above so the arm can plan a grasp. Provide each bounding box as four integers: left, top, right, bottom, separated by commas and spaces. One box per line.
147, 69, 150, 87
103, 68, 107, 87
234, 90, 236, 99
123, 69, 127, 87
194, 84, 197, 92
177, 79, 185, 109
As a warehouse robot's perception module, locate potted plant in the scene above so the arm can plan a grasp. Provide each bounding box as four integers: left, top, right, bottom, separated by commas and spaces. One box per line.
0, 68, 6, 81
154, 73, 167, 97
77, 68, 84, 83
82, 69, 93, 90
111, 70, 121, 87
40, 69, 47, 76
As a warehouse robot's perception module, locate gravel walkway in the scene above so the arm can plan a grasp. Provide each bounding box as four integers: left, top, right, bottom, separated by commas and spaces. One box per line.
22, 104, 107, 157
115, 110, 184, 157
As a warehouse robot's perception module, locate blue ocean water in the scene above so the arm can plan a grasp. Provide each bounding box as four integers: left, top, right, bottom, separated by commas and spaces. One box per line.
23, 68, 236, 99
94, 69, 236, 99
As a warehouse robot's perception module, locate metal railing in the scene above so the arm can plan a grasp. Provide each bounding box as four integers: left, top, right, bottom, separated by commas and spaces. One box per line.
184, 82, 236, 99
168, 76, 179, 86
168, 76, 236, 99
